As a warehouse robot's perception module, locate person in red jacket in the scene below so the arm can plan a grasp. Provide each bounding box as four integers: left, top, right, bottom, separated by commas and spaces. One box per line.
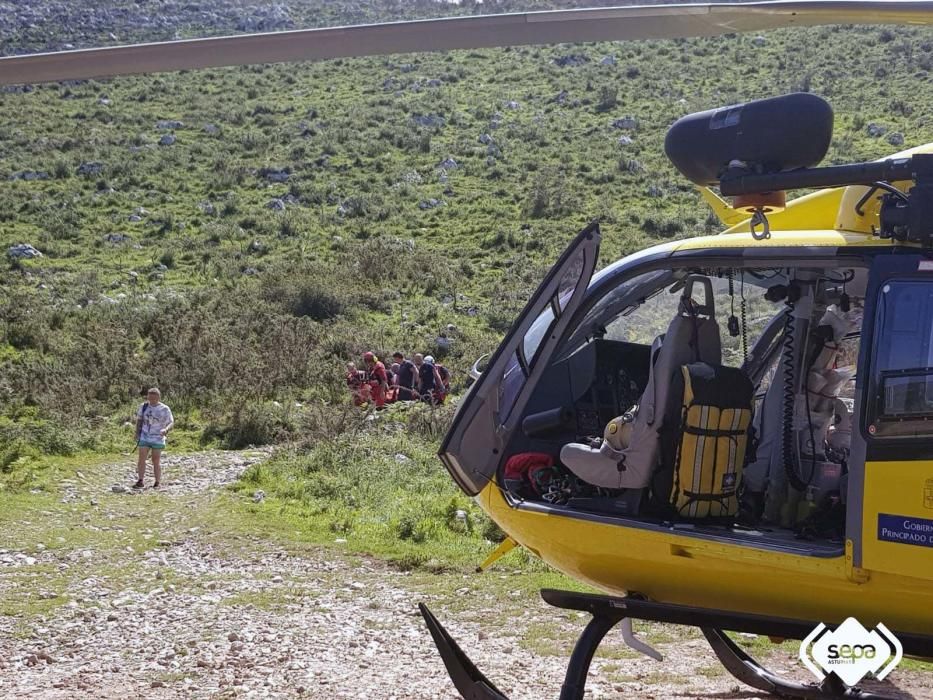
363, 351, 388, 410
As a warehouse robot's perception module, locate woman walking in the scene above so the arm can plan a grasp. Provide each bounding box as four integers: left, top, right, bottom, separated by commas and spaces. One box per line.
134, 387, 174, 489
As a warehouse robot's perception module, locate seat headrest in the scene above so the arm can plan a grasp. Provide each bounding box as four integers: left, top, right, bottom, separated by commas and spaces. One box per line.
680, 276, 715, 318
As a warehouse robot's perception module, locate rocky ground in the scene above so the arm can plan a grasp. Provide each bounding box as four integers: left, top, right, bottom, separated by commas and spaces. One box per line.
0, 450, 930, 699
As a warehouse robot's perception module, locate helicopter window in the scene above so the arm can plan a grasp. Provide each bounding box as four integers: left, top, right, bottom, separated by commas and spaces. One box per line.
568, 269, 674, 350
523, 307, 554, 370
880, 372, 933, 417
523, 247, 589, 367
604, 288, 672, 345
502, 247, 591, 422
557, 249, 586, 312
603, 272, 776, 368
499, 351, 525, 422
834, 334, 860, 406
868, 280, 933, 437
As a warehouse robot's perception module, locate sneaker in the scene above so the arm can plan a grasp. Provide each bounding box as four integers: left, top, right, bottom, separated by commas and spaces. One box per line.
132, 480, 145, 489
152, 482, 161, 490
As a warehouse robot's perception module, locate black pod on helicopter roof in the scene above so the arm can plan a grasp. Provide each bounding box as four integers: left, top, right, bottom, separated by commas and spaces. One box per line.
664, 93, 834, 186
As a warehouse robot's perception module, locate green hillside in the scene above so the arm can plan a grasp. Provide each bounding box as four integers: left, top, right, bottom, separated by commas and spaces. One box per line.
3, 19, 933, 469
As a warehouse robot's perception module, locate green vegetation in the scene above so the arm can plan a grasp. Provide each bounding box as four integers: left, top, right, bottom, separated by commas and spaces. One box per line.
3, 12, 933, 579
231, 412, 525, 571
4, 24, 933, 458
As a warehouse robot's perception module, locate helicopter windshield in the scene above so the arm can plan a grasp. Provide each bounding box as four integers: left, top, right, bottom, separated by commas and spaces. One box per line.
559, 268, 675, 357
602, 272, 779, 368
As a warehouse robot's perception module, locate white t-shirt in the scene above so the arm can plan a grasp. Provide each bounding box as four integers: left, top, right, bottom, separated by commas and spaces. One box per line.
137, 402, 173, 443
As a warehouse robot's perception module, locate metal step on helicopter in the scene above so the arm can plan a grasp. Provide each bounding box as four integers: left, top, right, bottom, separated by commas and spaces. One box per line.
2, 2, 933, 699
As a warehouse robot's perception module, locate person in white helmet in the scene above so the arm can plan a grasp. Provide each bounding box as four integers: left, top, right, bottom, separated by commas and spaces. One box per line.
416, 355, 445, 405
425, 355, 450, 403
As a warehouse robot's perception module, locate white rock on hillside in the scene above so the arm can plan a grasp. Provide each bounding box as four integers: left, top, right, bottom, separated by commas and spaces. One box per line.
7, 243, 42, 259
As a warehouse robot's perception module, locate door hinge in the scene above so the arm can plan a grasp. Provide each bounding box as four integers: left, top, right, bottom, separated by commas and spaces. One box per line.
845, 538, 870, 584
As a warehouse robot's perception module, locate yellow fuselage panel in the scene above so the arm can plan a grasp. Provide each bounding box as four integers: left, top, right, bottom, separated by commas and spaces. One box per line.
480, 482, 933, 636
862, 460, 933, 582
675, 228, 890, 251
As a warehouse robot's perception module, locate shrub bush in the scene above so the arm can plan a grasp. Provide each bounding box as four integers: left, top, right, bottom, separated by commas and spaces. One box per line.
202, 402, 298, 449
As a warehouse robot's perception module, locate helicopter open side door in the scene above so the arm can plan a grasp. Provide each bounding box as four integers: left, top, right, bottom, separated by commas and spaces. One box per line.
439, 222, 601, 496
854, 254, 933, 582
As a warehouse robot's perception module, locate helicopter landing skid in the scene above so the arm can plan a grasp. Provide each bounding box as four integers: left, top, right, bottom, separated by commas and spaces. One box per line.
419, 602, 508, 699
702, 627, 898, 700
421, 589, 917, 700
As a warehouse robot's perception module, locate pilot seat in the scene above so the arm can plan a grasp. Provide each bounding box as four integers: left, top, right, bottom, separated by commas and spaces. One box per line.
561, 276, 754, 520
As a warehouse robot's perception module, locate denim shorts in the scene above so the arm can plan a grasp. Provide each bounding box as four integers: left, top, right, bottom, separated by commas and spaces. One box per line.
138, 439, 166, 450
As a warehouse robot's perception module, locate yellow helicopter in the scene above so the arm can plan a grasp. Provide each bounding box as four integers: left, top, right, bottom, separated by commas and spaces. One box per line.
432, 89, 933, 698
428, 15, 933, 700
2, 2, 933, 699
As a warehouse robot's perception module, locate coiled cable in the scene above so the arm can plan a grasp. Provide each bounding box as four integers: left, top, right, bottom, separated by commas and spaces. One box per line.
740, 273, 748, 363
781, 289, 808, 492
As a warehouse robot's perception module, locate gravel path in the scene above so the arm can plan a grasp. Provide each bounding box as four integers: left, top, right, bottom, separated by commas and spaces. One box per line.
0, 451, 929, 699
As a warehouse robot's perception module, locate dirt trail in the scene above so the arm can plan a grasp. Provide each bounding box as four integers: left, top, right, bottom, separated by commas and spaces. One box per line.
0, 451, 929, 699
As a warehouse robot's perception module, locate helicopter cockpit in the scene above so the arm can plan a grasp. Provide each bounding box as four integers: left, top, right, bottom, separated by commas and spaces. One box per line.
498, 263, 865, 552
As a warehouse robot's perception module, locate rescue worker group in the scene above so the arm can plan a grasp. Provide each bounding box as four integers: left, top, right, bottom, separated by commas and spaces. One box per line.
345, 351, 451, 409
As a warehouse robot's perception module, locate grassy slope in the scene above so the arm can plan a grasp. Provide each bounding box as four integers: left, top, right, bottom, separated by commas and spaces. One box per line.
3, 26, 932, 386
6, 27, 931, 266
3, 10, 933, 617
2, 25, 931, 304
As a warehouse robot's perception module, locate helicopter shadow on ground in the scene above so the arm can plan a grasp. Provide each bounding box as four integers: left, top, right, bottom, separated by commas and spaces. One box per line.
857, 679, 917, 700
669, 691, 762, 700
670, 680, 916, 700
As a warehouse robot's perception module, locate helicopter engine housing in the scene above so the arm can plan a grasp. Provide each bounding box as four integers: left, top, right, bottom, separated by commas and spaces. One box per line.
665, 93, 834, 186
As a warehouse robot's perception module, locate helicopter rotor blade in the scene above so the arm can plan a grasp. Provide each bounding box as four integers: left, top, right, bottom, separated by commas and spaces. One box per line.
1, 1, 932, 85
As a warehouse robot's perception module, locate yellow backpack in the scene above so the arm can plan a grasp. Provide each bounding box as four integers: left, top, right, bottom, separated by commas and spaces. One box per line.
656, 362, 754, 521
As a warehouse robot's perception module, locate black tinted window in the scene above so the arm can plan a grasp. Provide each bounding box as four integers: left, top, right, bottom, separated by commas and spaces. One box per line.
869, 281, 933, 438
